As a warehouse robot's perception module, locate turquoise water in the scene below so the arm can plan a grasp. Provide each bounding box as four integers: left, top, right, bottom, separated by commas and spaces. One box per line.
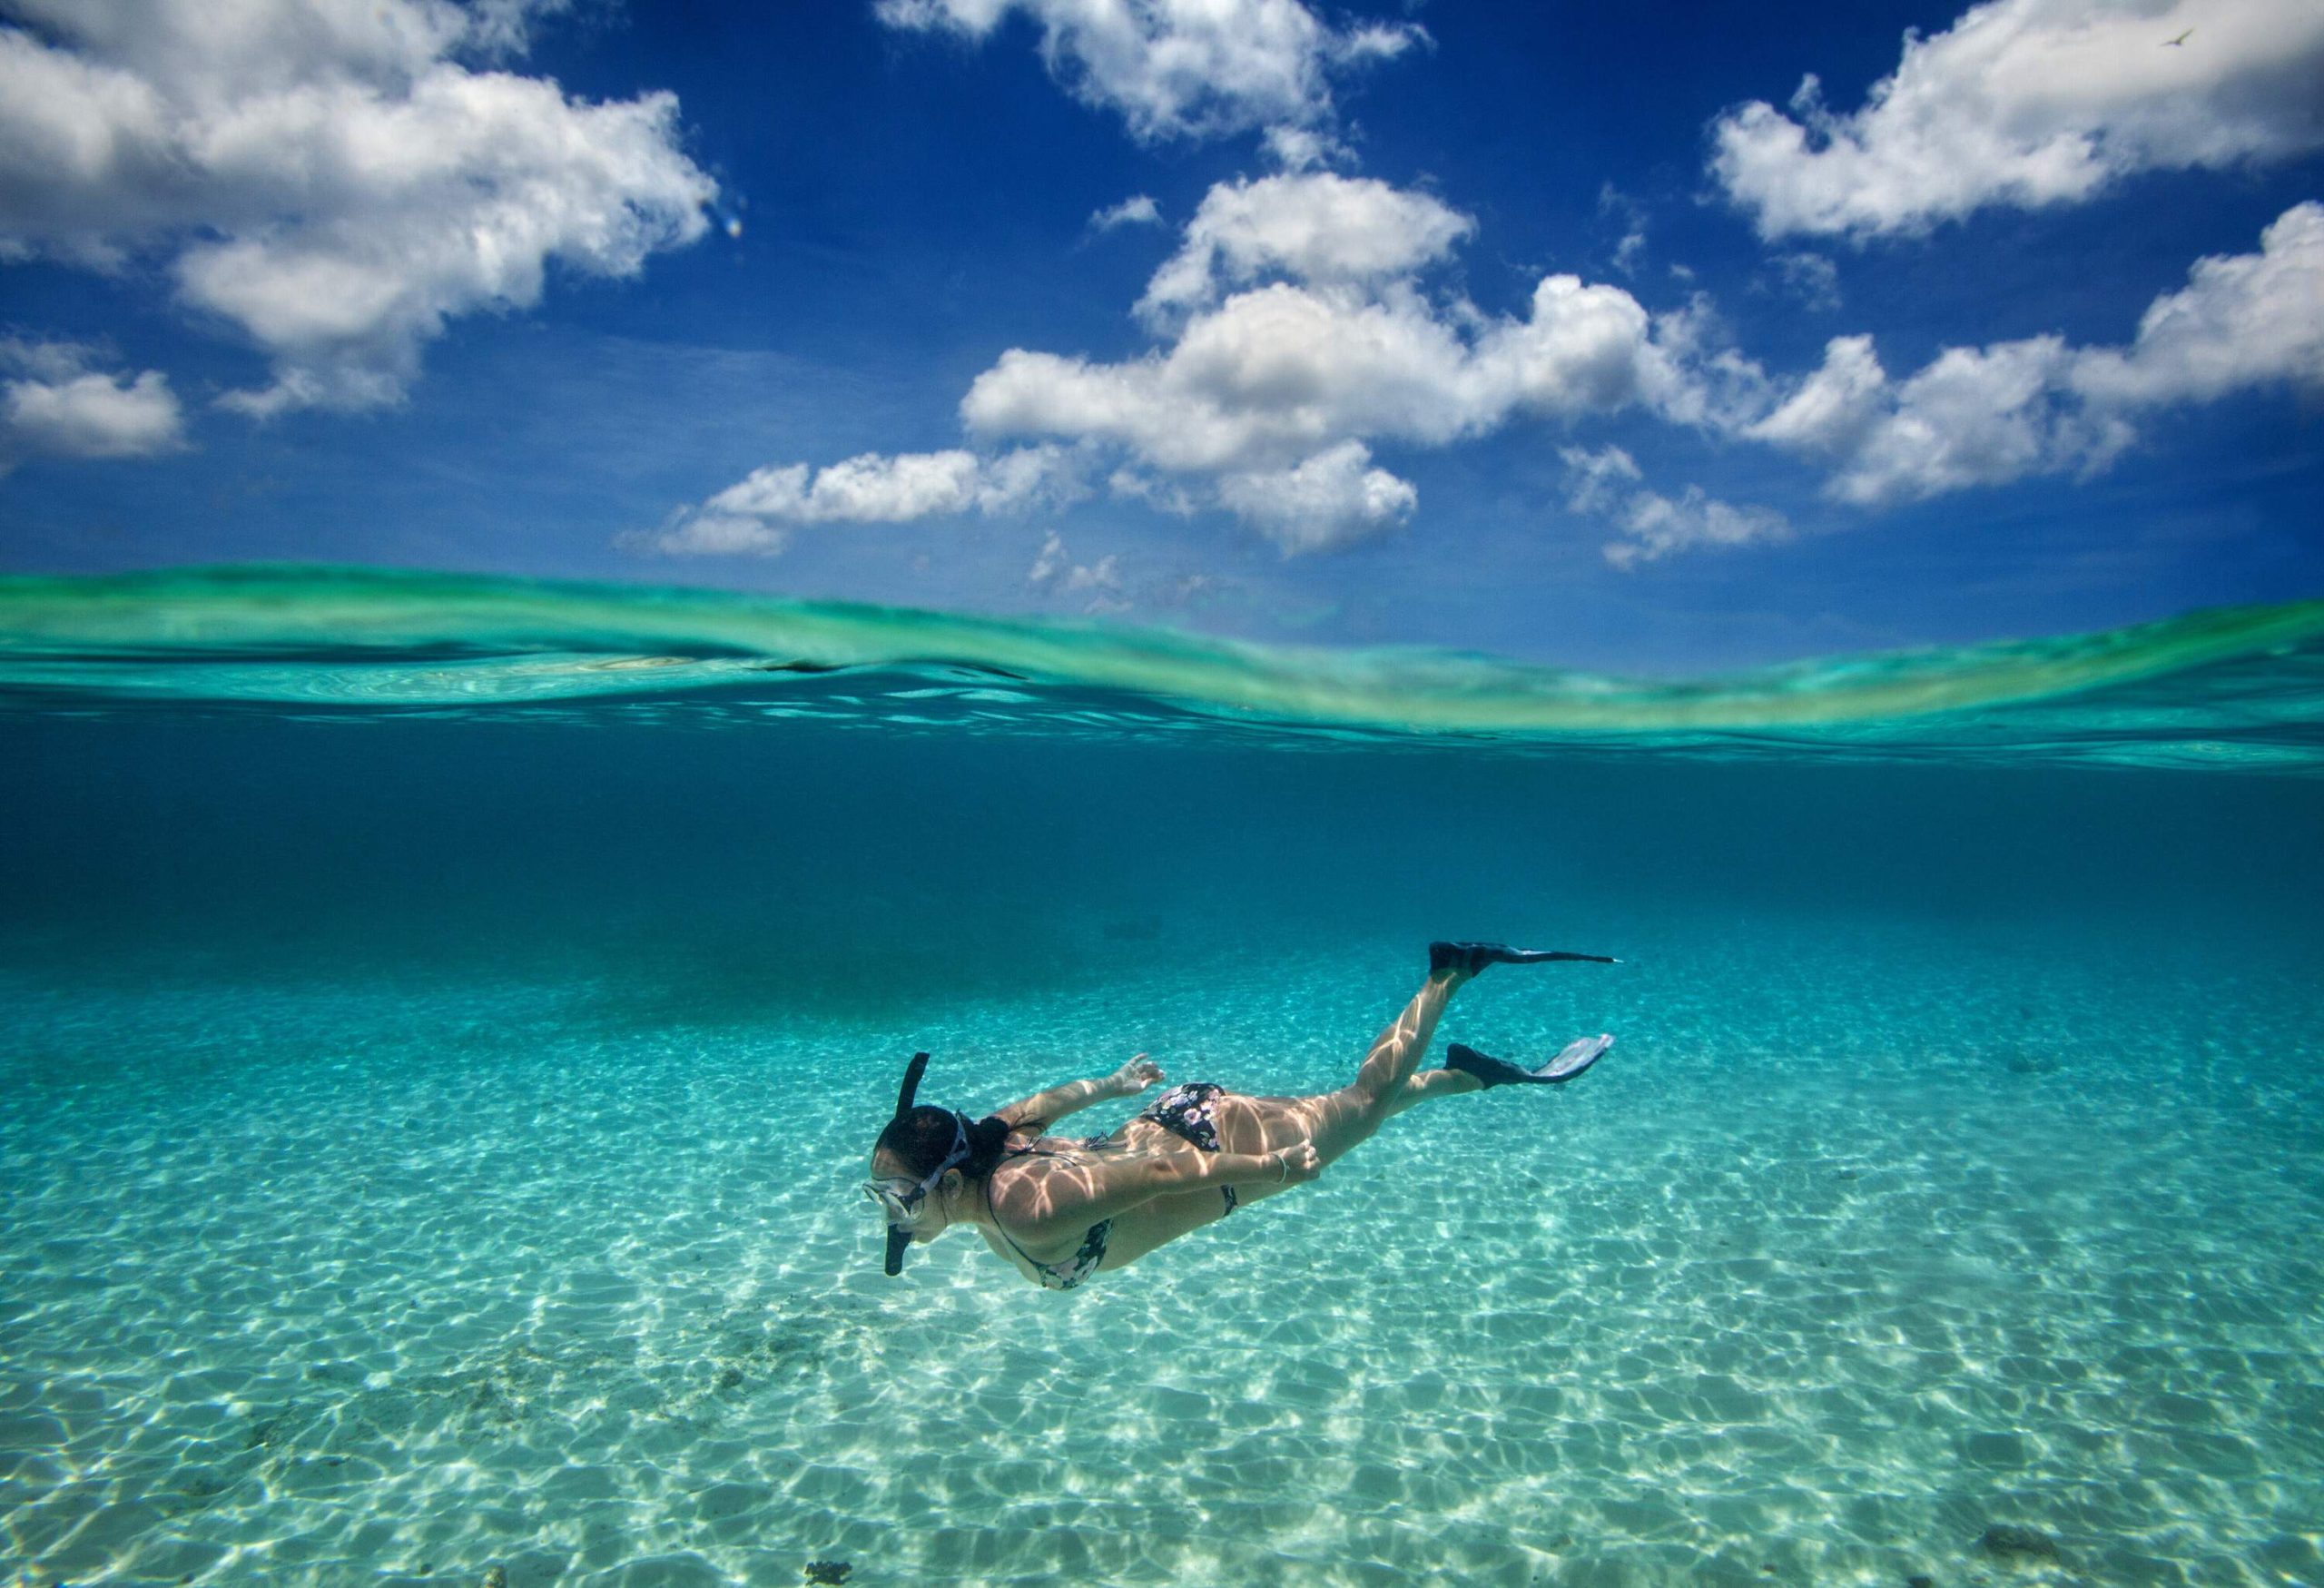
3, 569, 2321, 1587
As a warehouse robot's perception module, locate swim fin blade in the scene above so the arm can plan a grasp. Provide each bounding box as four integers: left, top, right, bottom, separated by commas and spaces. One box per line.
1429, 941, 1619, 975
1445, 1035, 1613, 1089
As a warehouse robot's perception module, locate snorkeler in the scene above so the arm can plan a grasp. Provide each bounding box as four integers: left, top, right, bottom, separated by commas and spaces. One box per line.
862, 941, 1620, 1290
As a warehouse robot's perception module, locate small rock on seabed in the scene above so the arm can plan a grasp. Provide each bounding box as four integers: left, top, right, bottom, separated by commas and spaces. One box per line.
1977, 1524, 2063, 1562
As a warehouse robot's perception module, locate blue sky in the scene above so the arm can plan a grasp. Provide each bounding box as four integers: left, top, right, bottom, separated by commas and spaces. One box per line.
2, 0, 2319, 673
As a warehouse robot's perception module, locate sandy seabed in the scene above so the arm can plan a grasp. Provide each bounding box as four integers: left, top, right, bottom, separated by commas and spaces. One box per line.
5, 923, 2320, 1587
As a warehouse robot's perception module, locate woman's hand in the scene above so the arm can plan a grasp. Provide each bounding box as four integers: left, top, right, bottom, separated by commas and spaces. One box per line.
1108, 1053, 1164, 1096
1272, 1142, 1322, 1185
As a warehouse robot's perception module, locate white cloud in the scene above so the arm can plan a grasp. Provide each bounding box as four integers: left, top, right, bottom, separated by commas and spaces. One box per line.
1028, 529, 1128, 612
675, 148, 2315, 564
714, 451, 982, 522
1136, 171, 1472, 323
0, 337, 183, 463
1090, 193, 1162, 231
1260, 123, 1353, 172
873, 0, 1424, 143
950, 165, 1777, 550
639, 509, 793, 558
2071, 199, 2324, 405
1768, 252, 1841, 311
1746, 333, 1890, 457
1215, 439, 1415, 555
1710, 0, 2324, 239
1836, 338, 2133, 506
1560, 439, 1645, 515
1742, 202, 2324, 505
1560, 444, 1790, 567
1749, 332, 2132, 506
1598, 183, 1648, 276
647, 446, 1084, 557
1106, 468, 1200, 517
0, 0, 713, 413
968, 274, 1748, 476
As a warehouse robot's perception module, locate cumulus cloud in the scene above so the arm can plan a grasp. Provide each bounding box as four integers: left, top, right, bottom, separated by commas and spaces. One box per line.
645, 446, 1084, 557
968, 274, 1753, 477
2071, 199, 2324, 405
1215, 439, 1415, 555
1260, 123, 1354, 172
0, 0, 714, 414
655, 162, 2322, 564
873, 0, 1423, 143
942, 163, 1781, 549
1710, 0, 2324, 240
1741, 202, 2324, 505
1750, 330, 2136, 506
1028, 529, 1129, 612
1560, 445, 1790, 567
1836, 338, 2133, 506
1090, 193, 1162, 231
655, 168, 1714, 557
1747, 333, 1889, 457
0, 337, 183, 465
1136, 171, 1473, 323
1027, 529, 1068, 584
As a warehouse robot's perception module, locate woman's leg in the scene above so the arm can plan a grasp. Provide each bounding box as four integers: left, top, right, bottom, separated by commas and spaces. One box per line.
1213, 967, 1472, 1203
1351, 968, 1468, 1106
1108, 1026, 1489, 1266
1383, 1066, 1483, 1117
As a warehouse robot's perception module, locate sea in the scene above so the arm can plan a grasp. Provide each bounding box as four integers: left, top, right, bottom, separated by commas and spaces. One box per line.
3, 566, 2319, 1588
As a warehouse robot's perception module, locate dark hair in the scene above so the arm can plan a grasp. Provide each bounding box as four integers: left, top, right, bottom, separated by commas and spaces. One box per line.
874, 1105, 1010, 1182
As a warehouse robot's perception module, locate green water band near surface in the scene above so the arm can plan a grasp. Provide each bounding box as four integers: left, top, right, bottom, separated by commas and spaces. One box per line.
2, 565, 2321, 768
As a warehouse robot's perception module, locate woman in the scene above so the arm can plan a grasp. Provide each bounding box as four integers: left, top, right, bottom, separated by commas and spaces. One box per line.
862, 941, 1619, 1289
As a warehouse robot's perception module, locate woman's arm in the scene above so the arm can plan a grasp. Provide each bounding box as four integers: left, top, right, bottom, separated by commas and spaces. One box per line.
995, 1054, 1162, 1131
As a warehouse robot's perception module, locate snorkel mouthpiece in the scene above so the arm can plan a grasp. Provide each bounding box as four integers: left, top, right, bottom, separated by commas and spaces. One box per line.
877, 1051, 935, 1277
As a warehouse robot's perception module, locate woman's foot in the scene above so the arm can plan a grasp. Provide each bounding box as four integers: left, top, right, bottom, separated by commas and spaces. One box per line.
1443, 1035, 1613, 1089
1428, 941, 1620, 976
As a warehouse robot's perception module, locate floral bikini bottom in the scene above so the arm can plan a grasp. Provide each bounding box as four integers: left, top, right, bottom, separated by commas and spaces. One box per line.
1134, 1081, 1241, 1215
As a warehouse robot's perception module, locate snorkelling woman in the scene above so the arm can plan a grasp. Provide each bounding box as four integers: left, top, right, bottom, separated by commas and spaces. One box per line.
863, 942, 1619, 1289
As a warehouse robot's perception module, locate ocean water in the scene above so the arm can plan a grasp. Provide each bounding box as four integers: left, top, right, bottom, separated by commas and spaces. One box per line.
3, 568, 2321, 1588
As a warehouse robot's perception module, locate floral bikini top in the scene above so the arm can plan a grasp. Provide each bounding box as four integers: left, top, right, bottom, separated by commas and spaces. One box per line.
986, 1137, 1114, 1291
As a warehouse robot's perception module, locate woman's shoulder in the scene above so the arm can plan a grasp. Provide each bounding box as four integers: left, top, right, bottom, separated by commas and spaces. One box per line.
987, 1139, 1132, 1230
983, 1150, 1074, 1256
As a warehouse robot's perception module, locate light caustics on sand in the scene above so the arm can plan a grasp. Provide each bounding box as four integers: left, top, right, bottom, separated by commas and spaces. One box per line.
2, 565, 2321, 769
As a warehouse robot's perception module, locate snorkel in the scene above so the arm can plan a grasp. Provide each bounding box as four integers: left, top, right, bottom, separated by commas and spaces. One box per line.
869, 1051, 973, 1277
884, 1210, 913, 1278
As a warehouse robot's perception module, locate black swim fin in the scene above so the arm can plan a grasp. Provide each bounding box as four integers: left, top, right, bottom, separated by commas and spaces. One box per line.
1429, 941, 1619, 975
1445, 1036, 1613, 1089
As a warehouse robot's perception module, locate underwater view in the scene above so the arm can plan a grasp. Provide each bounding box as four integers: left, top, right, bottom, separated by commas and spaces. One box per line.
3, 567, 2320, 1588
